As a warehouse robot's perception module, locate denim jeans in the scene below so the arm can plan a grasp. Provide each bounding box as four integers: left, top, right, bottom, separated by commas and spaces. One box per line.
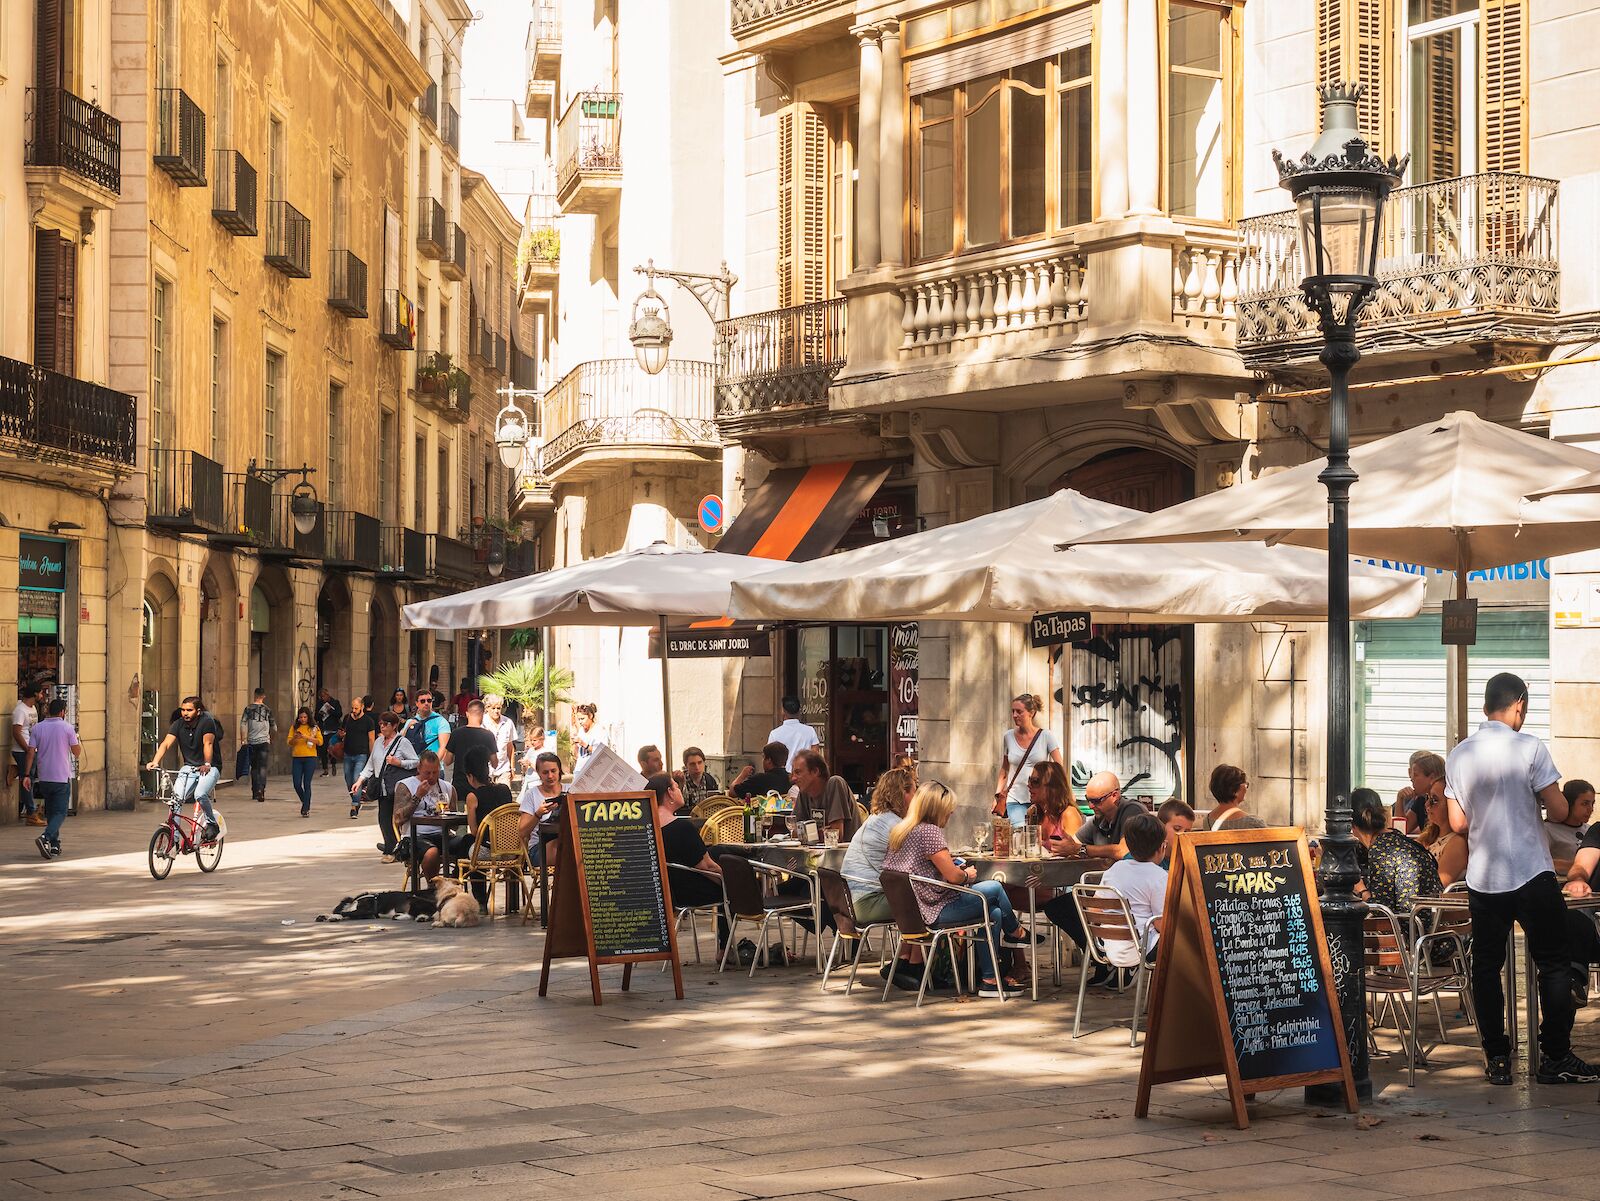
291, 758, 316, 812
1005, 799, 1030, 826
343, 753, 369, 795
934, 879, 1019, 983
174, 764, 219, 826
36, 779, 70, 845
247, 742, 270, 798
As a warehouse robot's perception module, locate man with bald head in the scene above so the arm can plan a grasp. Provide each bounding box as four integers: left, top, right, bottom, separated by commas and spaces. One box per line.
1041, 770, 1147, 985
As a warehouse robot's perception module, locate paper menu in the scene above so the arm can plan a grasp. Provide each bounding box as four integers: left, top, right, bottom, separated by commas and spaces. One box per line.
571, 743, 649, 795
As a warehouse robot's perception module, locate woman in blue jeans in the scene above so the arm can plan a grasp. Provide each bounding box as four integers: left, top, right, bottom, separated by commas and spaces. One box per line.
882, 781, 1033, 998
287, 707, 322, 816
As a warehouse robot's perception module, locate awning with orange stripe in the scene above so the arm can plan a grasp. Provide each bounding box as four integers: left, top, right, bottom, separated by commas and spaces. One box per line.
719, 460, 895, 562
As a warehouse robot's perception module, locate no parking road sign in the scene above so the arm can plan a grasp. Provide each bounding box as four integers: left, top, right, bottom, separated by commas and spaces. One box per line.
697, 495, 725, 535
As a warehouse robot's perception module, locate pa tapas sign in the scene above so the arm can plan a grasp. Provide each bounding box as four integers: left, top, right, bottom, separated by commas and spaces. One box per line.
1028, 610, 1092, 648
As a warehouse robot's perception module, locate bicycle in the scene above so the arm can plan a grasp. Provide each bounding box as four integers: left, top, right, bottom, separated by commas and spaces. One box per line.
147, 767, 226, 879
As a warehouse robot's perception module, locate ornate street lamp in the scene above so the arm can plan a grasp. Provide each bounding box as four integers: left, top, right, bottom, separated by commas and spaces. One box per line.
494, 401, 530, 469
249, 460, 321, 536
1273, 82, 1406, 1104
627, 258, 736, 375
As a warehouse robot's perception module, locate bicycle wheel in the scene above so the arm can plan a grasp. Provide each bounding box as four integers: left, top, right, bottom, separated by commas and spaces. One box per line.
148, 827, 177, 880
196, 829, 224, 872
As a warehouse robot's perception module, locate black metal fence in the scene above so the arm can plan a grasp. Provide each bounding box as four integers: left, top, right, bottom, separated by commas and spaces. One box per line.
0, 354, 136, 464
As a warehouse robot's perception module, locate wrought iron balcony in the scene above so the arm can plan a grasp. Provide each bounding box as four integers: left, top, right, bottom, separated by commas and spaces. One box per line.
324, 510, 381, 571
27, 86, 121, 196
527, 4, 562, 82
540, 359, 718, 479
148, 449, 226, 534
417, 359, 471, 422
328, 250, 368, 317
1237, 172, 1560, 362
380, 290, 417, 349
430, 533, 478, 583
265, 200, 311, 278
716, 297, 847, 434
0, 354, 136, 466
212, 149, 257, 235
442, 104, 461, 154
261, 492, 324, 560
417, 197, 447, 258
441, 223, 467, 280
154, 89, 207, 186
379, 525, 428, 578
419, 81, 438, 127
506, 539, 538, 578
556, 92, 622, 214
495, 333, 508, 375
210, 471, 274, 546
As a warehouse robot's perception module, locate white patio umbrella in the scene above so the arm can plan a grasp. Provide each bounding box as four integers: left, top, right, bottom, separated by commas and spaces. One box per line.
1066, 410, 1600, 740
727, 489, 1426, 624
402, 541, 784, 767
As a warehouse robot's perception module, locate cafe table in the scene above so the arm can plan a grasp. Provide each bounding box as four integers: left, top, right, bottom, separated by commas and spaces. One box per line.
956, 852, 1101, 1000
405, 811, 471, 892
1411, 891, 1600, 1078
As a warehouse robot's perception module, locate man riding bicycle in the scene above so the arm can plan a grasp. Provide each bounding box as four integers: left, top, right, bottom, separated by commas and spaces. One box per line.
146, 696, 222, 841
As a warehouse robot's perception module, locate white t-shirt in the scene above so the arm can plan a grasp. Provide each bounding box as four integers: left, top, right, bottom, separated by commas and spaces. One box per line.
490, 715, 518, 776
1446, 719, 1560, 894
518, 784, 563, 852
1099, 858, 1169, 968
1001, 727, 1060, 810
767, 717, 820, 770
12, 701, 37, 754
396, 776, 456, 823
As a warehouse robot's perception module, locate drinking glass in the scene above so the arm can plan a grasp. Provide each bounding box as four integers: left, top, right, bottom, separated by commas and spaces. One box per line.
823, 828, 840, 849
972, 824, 988, 854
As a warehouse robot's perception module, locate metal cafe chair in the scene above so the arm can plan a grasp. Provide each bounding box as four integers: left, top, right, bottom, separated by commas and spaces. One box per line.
664, 862, 729, 970
716, 854, 813, 976
816, 867, 892, 995
1365, 903, 1469, 1085
1070, 882, 1153, 1046
878, 870, 1006, 1006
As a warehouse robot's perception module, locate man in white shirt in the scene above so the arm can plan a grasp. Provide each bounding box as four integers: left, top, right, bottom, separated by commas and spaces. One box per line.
393, 752, 459, 882
10, 683, 40, 824
1098, 813, 1169, 975
767, 695, 820, 770
1446, 672, 1599, 1087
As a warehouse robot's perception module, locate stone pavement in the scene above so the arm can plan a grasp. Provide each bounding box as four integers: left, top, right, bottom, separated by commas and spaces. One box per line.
4, 773, 1600, 1200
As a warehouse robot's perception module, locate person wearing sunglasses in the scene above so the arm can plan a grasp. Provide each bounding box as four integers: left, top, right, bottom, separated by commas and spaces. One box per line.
1049, 772, 1142, 863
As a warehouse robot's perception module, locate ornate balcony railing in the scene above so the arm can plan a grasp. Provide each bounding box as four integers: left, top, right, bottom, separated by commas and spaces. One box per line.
527, 3, 562, 81
716, 297, 847, 425
379, 526, 428, 578
556, 91, 622, 203
154, 89, 207, 186
730, 0, 849, 36
0, 355, 136, 465
212, 471, 273, 546
27, 87, 121, 194
1237, 172, 1559, 353
1171, 230, 1242, 333
541, 359, 718, 474
324, 510, 381, 571
149, 449, 226, 533
212, 149, 257, 235
442, 104, 461, 154
380, 291, 417, 349
328, 250, 368, 317
897, 242, 1087, 359
442, 223, 467, 280
265, 200, 312, 278
418, 196, 447, 258
419, 81, 438, 127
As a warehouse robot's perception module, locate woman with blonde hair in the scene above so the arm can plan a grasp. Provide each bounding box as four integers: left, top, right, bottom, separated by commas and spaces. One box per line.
1399, 750, 1447, 833
840, 767, 917, 927
994, 693, 1063, 825
883, 781, 1035, 998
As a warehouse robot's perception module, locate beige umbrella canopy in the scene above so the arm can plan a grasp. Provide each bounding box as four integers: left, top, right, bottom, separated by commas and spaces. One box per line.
728, 490, 1425, 624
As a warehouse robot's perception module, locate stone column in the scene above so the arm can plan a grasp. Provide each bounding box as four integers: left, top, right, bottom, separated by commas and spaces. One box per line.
852, 23, 883, 270
1126, 0, 1162, 216
1096, 0, 1130, 220
877, 19, 904, 269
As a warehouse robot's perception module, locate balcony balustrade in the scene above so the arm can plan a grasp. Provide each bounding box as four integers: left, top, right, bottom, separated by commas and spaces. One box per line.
148, 449, 226, 534
443, 104, 461, 154
556, 92, 622, 214
27, 86, 121, 196
417, 197, 447, 258
716, 297, 847, 432
0, 355, 137, 466
897, 243, 1087, 360
211, 149, 257, 235
379, 526, 428, 578
211, 471, 274, 546
328, 250, 368, 318
261, 493, 325, 560
441, 224, 467, 280
430, 533, 478, 583
154, 89, 207, 186
380, 291, 417, 349
323, 510, 381, 571
730, 0, 850, 37
419, 81, 438, 127
527, 4, 562, 82
540, 359, 718, 479
265, 200, 312, 278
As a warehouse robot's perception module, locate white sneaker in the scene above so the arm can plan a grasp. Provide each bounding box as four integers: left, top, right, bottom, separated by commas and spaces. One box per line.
977, 979, 1023, 998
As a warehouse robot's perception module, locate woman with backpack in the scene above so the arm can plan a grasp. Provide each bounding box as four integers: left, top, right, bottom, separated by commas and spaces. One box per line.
352, 710, 420, 860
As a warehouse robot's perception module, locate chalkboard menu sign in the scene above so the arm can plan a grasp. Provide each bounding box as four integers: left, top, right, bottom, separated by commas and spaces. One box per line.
1136, 827, 1354, 1129
538, 792, 684, 1006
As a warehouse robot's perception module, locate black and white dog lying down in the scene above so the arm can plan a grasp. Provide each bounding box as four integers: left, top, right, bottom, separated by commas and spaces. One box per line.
316, 890, 439, 922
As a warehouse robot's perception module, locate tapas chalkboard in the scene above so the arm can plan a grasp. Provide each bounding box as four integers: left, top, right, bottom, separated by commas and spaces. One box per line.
538, 792, 684, 1005
1135, 827, 1354, 1128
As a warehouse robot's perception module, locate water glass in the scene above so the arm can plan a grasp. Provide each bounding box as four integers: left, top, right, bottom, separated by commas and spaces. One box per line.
823, 828, 840, 849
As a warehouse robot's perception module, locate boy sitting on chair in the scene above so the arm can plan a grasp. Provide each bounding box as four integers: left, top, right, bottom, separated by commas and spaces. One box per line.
1099, 812, 1170, 986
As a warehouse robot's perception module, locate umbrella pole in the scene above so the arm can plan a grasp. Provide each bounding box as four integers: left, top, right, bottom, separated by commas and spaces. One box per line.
1452, 537, 1470, 748
660, 616, 674, 774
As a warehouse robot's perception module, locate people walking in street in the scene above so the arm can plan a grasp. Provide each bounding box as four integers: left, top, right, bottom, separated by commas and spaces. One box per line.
482, 693, 518, 785
354, 710, 419, 860
314, 688, 343, 777
239, 688, 275, 802
572, 702, 604, 764
994, 693, 1062, 825
387, 688, 411, 723
450, 677, 475, 723
767, 696, 820, 770
146, 696, 221, 841
340, 696, 377, 818
288, 707, 323, 817
10, 682, 40, 825
401, 690, 449, 758
24, 696, 79, 859
1446, 672, 1600, 1086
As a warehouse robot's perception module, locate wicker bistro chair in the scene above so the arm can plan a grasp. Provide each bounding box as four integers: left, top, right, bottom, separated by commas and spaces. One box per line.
1070, 882, 1154, 1045
691, 794, 739, 822
666, 862, 729, 967
1365, 903, 1472, 1086
816, 867, 892, 995
700, 807, 748, 847
457, 804, 530, 917
878, 870, 1007, 1006
716, 854, 814, 976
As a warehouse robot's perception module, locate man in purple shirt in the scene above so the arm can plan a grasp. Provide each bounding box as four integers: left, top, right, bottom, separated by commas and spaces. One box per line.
25, 697, 80, 859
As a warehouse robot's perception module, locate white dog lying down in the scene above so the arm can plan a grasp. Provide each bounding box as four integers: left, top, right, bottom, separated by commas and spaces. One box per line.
430, 876, 481, 928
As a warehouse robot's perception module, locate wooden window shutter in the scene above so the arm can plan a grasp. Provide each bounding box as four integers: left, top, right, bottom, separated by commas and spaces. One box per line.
36, 0, 66, 93
777, 109, 795, 309
57, 236, 78, 377
1480, 0, 1529, 175
33, 227, 78, 376
1314, 0, 1388, 149
776, 104, 828, 310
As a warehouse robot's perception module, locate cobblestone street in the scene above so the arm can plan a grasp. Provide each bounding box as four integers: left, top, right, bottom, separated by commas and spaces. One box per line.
3, 778, 1599, 1200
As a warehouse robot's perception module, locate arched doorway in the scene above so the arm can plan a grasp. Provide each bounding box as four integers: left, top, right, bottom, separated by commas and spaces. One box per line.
1054, 448, 1196, 804
141, 568, 181, 790
199, 555, 240, 740
316, 575, 354, 705
370, 584, 400, 701
251, 566, 297, 768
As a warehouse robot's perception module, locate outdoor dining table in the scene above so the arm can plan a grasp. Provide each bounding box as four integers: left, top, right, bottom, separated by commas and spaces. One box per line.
404, 811, 471, 892
1411, 891, 1600, 1078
